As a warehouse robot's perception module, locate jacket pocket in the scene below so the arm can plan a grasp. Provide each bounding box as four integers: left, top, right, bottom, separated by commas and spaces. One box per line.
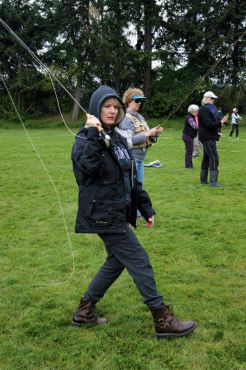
88, 181, 117, 225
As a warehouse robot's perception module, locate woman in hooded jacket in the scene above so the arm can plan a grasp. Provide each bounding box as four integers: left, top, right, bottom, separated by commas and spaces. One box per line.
71, 85, 196, 339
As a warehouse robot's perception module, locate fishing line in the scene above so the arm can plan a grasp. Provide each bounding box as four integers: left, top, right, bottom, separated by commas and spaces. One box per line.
159, 29, 246, 128
0, 17, 112, 290
2, 14, 245, 132
144, 29, 246, 175
1, 17, 245, 278
49, 75, 79, 137
1, 16, 111, 145
0, 17, 88, 116
234, 45, 246, 108
234, 73, 245, 108
0, 76, 75, 291
1, 16, 113, 147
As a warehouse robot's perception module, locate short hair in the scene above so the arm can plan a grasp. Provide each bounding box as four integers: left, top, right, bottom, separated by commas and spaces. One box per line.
122, 87, 145, 107
188, 104, 199, 114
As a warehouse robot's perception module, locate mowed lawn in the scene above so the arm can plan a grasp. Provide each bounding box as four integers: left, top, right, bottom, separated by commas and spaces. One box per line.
0, 124, 246, 370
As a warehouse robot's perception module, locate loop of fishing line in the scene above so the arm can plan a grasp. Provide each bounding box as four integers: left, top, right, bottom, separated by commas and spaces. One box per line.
0, 17, 88, 116
0, 17, 246, 291
0, 76, 75, 291
0, 17, 107, 291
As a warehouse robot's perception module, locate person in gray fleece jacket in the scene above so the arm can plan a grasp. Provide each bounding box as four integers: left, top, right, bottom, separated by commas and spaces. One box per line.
119, 87, 163, 187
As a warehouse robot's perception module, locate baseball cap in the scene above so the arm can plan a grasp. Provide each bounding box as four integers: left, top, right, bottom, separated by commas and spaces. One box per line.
131, 95, 146, 100
203, 91, 218, 98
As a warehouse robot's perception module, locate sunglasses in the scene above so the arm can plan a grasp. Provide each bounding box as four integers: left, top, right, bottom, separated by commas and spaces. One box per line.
132, 99, 143, 104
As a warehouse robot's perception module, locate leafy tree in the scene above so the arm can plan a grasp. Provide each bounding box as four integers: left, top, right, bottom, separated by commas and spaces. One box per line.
42, 0, 93, 120
1, 0, 245, 119
88, 0, 135, 93
150, 0, 246, 115
0, 0, 53, 117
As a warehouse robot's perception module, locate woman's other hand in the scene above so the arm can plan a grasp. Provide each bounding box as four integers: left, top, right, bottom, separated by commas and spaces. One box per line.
144, 215, 155, 228
155, 125, 164, 135
221, 114, 229, 125
145, 125, 164, 138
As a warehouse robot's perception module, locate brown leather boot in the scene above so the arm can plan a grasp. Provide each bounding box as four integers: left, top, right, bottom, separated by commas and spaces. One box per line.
150, 304, 196, 339
72, 299, 107, 326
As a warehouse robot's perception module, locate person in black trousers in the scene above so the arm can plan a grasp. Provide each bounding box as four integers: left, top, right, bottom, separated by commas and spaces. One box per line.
182, 104, 199, 168
71, 85, 196, 339
198, 91, 228, 187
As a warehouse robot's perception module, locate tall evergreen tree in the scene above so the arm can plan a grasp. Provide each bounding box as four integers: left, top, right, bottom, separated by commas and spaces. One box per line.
88, 0, 135, 94
0, 0, 51, 116
1, 0, 245, 118
44, 0, 93, 120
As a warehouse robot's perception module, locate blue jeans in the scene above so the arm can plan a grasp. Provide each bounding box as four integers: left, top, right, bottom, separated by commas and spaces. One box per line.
135, 159, 144, 184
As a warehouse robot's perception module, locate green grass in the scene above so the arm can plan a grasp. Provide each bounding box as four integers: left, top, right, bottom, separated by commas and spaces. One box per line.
0, 114, 183, 130
0, 122, 246, 369
0, 113, 86, 129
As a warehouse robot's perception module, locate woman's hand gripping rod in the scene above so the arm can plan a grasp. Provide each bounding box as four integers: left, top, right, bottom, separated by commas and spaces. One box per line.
85, 114, 111, 148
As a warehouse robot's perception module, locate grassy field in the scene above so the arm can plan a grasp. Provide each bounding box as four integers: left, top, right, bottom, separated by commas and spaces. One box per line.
0, 122, 246, 369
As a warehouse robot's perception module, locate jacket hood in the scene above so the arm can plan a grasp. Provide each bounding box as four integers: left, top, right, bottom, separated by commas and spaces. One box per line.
89, 85, 126, 125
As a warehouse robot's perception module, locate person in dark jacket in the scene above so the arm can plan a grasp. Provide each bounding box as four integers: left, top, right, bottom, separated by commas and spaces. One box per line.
182, 104, 199, 168
71, 85, 196, 339
198, 91, 228, 187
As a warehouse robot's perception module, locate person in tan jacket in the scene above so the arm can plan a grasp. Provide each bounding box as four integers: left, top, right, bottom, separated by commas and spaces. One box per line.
119, 87, 163, 187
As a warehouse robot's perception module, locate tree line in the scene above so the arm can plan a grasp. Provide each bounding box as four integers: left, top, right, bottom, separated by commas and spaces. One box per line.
0, 0, 246, 120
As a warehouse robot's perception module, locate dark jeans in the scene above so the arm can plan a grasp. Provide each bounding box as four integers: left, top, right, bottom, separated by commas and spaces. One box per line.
229, 124, 239, 138
83, 225, 164, 309
182, 134, 194, 168
201, 140, 219, 171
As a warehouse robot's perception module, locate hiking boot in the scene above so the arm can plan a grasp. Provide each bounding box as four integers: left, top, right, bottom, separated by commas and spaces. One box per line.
72, 299, 107, 326
150, 304, 196, 339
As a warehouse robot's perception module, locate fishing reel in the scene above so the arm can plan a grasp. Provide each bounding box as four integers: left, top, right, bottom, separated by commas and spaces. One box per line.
149, 136, 158, 144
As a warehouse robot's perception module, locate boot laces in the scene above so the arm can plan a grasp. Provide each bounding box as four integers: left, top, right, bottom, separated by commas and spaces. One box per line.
76, 300, 97, 321
78, 300, 95, 310
162, 305, 181, 326
163, 304, 175, 319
